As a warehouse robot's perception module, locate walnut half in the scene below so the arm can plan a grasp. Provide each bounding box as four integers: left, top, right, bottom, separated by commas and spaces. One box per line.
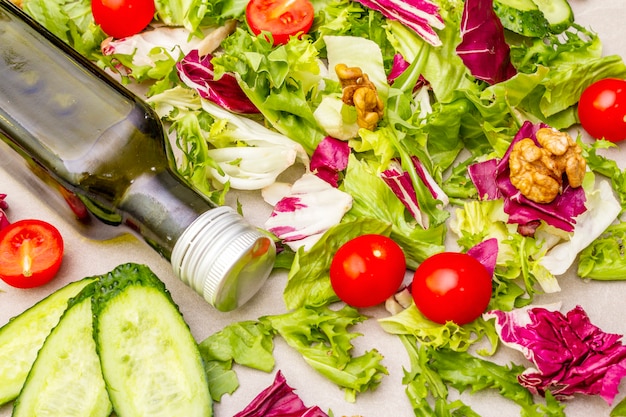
509, 128, 586, 204
335, 63, 384, 130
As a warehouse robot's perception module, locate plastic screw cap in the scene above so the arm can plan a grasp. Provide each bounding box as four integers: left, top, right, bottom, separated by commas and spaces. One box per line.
171, 206, 276, 311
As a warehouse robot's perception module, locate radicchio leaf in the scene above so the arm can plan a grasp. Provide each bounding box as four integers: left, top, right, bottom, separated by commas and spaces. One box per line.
234, 371, 328, 417
380, 156, 448, 229
352, 0, 444, 47
485, 305, 626, 405
387, 54, 428, 92
456, 0, 516, 85
176, 50, 259, 114
466, 237, 498, 277
468, 121, 587, 232
467, 159, 499, 200
0, 194, 9, 230
263, 173, 352, 251
310, 137, 350, 187
388, 53, 410, 84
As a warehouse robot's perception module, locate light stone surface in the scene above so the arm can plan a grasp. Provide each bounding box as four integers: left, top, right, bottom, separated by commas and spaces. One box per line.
1, 1, 625, 416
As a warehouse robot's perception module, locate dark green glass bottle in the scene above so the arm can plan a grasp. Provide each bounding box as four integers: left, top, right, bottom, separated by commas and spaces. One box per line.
0, 0, 275, 311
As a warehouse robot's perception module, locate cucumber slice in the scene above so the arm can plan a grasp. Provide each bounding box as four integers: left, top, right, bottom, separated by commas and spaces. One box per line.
0, 278, 95, 405
12, 283, 112, 417
493, 0, 550, 37
531, 0, 574, 33
92, 263, 212, 417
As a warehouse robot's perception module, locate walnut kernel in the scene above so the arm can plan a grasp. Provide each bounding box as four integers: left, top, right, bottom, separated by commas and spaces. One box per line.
335, 63, 384, 130
508, 128, 586, 204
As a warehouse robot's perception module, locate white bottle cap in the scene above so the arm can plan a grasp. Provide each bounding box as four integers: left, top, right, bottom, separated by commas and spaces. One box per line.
171, 206, 275, 311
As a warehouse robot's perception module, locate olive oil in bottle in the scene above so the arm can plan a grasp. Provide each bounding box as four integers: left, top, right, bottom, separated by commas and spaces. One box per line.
0, 0, 275, 311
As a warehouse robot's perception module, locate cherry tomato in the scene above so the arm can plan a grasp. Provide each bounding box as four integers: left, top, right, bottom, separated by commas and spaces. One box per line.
92, 0, 155, 39
578, 78, 626, 143
245, 0, 315, 45
411, 252, 492, 325
0, 219, 64, 289
330, 234, 406, 308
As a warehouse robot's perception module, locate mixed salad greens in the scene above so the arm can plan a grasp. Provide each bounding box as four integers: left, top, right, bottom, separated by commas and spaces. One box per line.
13, 0, 626, 414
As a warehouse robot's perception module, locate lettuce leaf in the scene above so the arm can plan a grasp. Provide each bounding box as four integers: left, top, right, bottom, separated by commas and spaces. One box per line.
198, 321, 275, 401
379, 303, 499, 355
540, 177, 621, 276
212, 29, 326, 154
578, 222, 626, 280
282, 217, 391, 309
260, 305, 387, 403
341, 155, 446, 268
398, 335, 566, 416
451, 199, 560, 302
583, 139, 626, 213
21, 0, 105, 58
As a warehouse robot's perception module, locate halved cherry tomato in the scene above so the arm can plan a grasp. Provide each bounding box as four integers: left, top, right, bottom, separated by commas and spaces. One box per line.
411, 252, 492, 325
330, 234, 406, 308
91, 0, 155, 39
578, 78, 626, 143
0, 219, 64, 288
245, 0, 315, 45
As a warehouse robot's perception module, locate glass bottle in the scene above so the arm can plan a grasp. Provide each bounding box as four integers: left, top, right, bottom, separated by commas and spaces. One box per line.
0, 0, 275, 312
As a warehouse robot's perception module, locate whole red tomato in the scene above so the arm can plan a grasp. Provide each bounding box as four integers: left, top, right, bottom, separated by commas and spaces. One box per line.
330, 234, 406, 308
246, 0, 315, 45
0, 219, 64, 288
411, 252, 492, 325
578, 78, 626, 143
92, 0, 155, 39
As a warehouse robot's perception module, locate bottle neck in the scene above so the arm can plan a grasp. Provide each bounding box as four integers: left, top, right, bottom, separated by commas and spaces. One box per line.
118, 169, 217, 260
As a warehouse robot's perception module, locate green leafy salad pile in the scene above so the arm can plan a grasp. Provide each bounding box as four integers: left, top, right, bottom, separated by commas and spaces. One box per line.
16, 0, 626, 415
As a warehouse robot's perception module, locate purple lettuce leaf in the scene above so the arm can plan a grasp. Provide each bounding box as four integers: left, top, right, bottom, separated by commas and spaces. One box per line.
310, 136, 350, 187
468, 121, 587, 232
0, 194, 9, 230
352, 0, 444, 47
456, 0, 517, 85
387, 53, 429, 93
234, 371, 328, 417
468, 158, 499, 200
388, 53, 411, 84
381, 160, 422, 222
263, 173, 352, 251
380, 156, 448, 228
485, 305, 626, 404
176, 50, 259, 114
466, 237, 498, 277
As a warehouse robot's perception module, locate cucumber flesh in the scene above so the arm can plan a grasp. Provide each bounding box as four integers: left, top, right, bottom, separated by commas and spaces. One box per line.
0, 278, 95, 405
531, 0, 574, 33
92, 263, 212, 417
493, 0, 550, 38
12, 283, 112, 417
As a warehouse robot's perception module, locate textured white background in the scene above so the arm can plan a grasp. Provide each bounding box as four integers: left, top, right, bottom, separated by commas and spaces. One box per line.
1, 1, 625, 416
